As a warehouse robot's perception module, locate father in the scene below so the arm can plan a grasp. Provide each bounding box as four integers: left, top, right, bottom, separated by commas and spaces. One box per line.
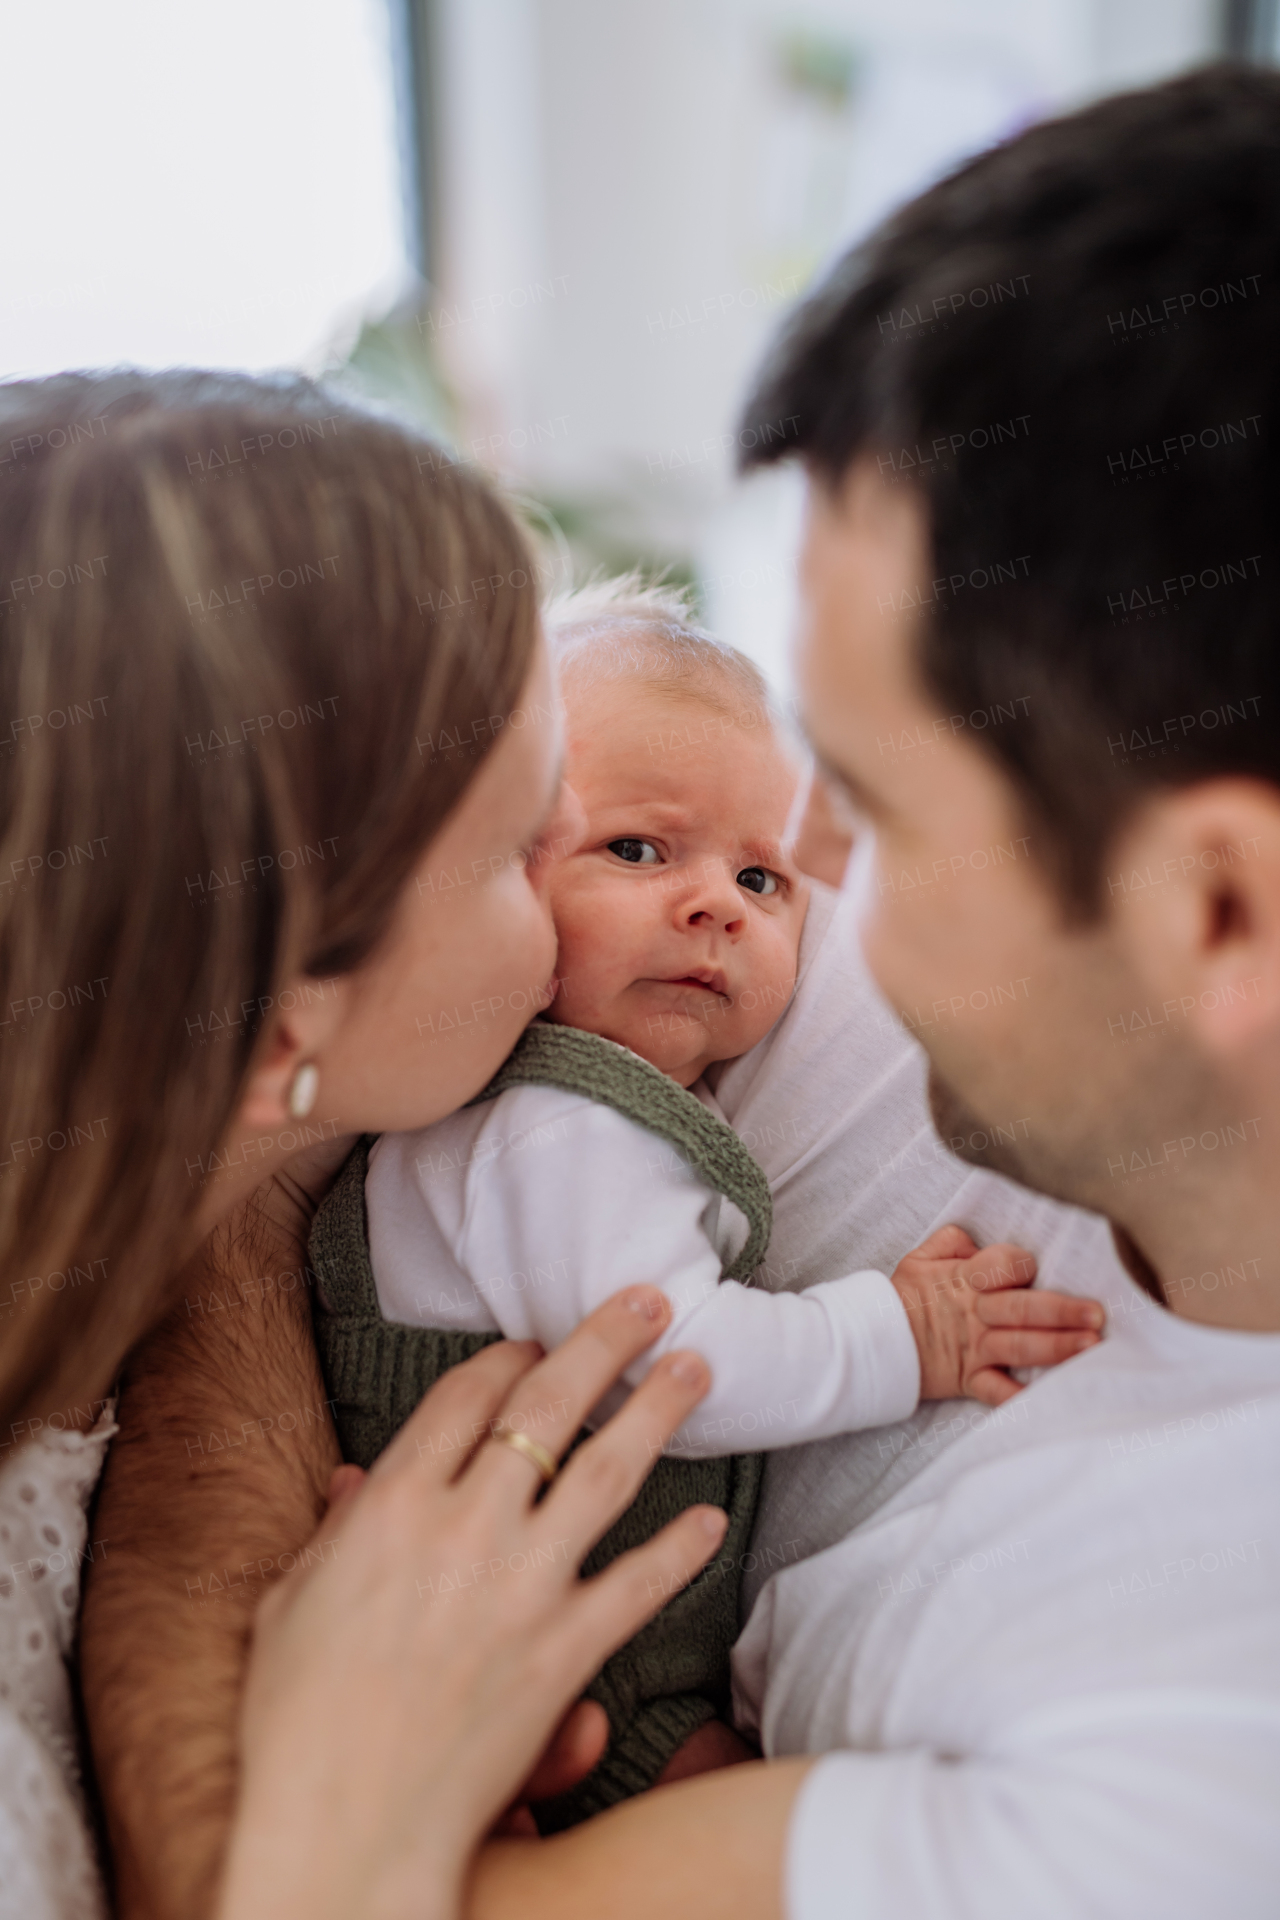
84, 62, 1279, 1919
715, 58, 1280, 1915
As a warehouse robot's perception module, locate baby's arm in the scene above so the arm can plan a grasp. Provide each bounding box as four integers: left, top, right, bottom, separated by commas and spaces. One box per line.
648, 1226, 1102, 1452
450, 1096, 1100, 1460
452, 1093, 918, 1452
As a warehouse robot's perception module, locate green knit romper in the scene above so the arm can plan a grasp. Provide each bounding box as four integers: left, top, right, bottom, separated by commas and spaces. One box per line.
309, 1022, 772, 1832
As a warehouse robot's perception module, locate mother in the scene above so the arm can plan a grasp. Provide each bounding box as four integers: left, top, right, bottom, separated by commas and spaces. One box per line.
0, 370, 732, 1919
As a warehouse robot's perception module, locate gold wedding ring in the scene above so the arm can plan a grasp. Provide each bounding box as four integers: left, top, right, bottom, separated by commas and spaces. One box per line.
490, 1420, 559, 1485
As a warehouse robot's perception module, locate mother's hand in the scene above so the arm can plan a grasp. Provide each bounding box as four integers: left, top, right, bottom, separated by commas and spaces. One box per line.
215, 1287, 726, 1920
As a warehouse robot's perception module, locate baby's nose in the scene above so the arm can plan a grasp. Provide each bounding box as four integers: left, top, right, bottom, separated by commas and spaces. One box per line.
679, 864, 745, 933
686, 905, 745, 934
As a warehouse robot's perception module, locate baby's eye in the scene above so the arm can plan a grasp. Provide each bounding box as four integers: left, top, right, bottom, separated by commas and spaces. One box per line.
737, 866, 778, 896
609, 838, 660, 866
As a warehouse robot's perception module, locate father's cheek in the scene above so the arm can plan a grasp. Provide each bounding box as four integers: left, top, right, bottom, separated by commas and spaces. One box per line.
854, 900, 919, 1019
844, 843, 920, 1000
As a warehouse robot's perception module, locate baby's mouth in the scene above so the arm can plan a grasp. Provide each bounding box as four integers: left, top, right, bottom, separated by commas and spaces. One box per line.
657, 969, 729, 998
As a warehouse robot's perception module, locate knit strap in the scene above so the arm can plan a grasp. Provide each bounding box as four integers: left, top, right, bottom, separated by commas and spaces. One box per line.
309, 1132, 382, 1319
467, 1022, 772, 1283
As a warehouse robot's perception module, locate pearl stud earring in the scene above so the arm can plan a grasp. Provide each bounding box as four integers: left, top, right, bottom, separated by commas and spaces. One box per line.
287, 1062, 320, 1119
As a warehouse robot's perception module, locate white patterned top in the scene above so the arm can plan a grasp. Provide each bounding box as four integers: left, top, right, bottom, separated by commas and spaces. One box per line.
0, 1409, 115, 1920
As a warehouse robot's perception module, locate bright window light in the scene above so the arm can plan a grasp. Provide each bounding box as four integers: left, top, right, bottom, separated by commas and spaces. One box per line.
0, 0, 412, 380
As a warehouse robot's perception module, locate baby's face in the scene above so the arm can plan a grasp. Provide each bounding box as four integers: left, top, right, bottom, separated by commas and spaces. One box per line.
546, 675, 809, 1085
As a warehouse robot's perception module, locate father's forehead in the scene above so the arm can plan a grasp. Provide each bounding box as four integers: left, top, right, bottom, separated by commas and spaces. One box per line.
798, 465, 935, 734
794, 462, 1020, 839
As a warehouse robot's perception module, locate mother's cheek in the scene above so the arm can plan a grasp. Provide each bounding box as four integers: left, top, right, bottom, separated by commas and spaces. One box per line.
500, 878, 558, 987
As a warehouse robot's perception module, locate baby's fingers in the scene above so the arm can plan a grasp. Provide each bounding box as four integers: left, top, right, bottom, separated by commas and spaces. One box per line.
960, 1242, 1038, 1291
966, 1366, 1023, 1407
980, 1326, 1101, 1372
977, 1286, 1105, 1330
908, 1224, 979, 1263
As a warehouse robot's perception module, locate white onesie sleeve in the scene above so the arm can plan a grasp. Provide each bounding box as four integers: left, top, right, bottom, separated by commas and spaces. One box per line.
370, 1083, 920, 1455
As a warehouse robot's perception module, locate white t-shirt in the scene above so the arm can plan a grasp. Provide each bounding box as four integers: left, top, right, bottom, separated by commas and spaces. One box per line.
710, 880, 1280, 1917
707, 878, 1135, 1609
735, 1269, 1280, 1920
367, 1068, 922, 1457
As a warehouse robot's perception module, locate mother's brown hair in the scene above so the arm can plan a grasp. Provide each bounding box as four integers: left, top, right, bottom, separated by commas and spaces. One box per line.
0, 371, 538, 1440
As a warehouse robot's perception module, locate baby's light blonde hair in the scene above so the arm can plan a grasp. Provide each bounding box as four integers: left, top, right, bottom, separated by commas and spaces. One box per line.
543, 573, 772, 719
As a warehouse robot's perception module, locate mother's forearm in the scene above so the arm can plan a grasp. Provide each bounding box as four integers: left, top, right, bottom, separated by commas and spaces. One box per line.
79, 1211, 340, 1920
468, 1758, 813, 1920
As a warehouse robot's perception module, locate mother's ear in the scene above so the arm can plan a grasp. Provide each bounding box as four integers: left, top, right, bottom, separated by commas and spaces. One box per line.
1107, 778, 1280, 1061
236, 975, 351, 1131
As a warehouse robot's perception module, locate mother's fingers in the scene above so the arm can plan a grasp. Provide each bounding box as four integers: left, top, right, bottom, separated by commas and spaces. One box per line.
520, 1701, 609, 1805
465, 1287, 674, 1501
377, 1338, 545, 1484
325, 1464, 366, 1508
549, 1504, 729, 1693
545, 1348, 715, 1560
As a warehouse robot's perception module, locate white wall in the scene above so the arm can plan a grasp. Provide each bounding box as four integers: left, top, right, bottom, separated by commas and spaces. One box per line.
0, 0, 411, 380
430, 0, 1224, 690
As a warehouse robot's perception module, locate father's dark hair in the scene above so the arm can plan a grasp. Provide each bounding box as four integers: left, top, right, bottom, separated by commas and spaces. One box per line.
742, 63, 1280, 912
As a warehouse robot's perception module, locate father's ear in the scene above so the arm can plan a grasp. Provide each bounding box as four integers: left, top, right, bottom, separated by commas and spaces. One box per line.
1106, 778, 1280, 1059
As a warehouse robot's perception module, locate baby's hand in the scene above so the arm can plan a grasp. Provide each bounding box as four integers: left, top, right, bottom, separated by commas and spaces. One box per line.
890, 1225, 1104, 1407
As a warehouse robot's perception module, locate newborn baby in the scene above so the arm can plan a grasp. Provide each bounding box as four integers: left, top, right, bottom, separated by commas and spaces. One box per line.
309, 582, 1100, 1826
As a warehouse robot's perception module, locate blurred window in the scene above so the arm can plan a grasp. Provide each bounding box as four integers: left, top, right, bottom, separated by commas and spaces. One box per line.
1, 0, 412, 378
